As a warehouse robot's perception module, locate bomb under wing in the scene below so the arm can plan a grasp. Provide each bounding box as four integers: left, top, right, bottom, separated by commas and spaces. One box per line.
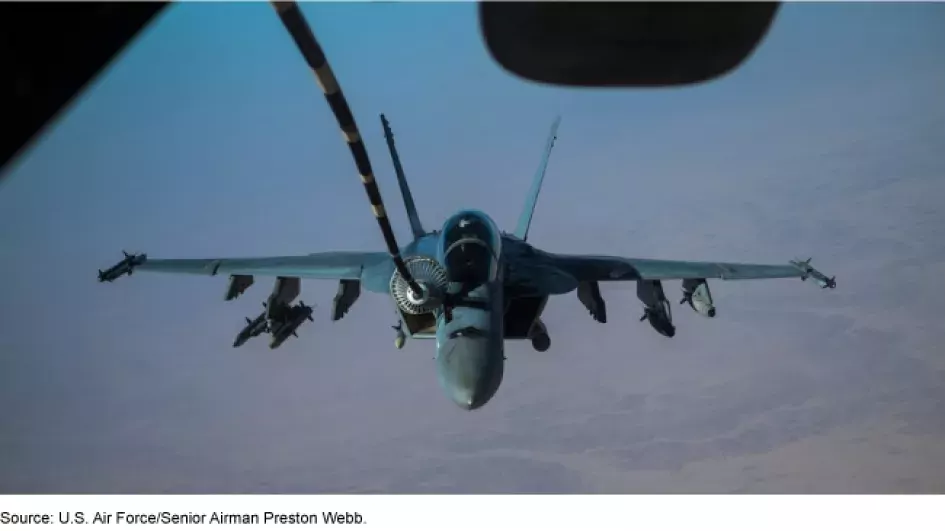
267, 301, 315, 350
233, 304, 270, 348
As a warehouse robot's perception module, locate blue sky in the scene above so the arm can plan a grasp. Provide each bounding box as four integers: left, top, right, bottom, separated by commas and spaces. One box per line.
1, 2, 944, 493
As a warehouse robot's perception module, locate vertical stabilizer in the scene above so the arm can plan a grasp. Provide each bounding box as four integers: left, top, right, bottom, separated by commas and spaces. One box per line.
381, 114, 425, 239
513, 116, 560, 241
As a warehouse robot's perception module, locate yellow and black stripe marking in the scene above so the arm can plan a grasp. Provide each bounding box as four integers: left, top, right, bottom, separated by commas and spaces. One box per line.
270, 1, 420, 295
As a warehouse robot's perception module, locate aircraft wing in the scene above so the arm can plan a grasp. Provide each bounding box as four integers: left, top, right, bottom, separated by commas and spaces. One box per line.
550, 254, 834, 286
135, 252, 391, 283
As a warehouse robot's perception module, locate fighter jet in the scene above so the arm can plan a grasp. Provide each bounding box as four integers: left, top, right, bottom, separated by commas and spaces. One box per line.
233, 303, 271, 348
268, 301, 315, 350
97, 250, 146, 282
96, 2, 837, 411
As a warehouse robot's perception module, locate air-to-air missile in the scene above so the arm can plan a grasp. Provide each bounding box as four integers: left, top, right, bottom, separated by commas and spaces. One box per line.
97, 251, 147, 282
233, 303, 271, 348
393, 321, 406, 349
790, 258, 837, 289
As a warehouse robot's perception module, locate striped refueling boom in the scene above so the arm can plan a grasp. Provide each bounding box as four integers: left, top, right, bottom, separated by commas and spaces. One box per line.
270, 1, 422, 298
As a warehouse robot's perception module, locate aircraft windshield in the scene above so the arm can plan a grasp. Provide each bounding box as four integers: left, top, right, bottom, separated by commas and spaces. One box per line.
440, 212, 500, 286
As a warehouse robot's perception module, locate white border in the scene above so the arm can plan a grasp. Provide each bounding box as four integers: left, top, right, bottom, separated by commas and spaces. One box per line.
2, 495, 944, 530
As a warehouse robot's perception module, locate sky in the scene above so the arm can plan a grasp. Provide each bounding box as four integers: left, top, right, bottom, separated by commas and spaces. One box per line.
1, 2, 945, 494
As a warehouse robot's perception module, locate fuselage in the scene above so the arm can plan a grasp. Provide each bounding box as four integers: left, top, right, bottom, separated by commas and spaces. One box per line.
432, 210, 506, 410
354, 209, 580, 411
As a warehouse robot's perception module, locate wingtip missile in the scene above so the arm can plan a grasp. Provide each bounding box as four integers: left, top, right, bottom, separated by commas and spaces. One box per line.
790, 258, 837, 289
97, 251, 147, 282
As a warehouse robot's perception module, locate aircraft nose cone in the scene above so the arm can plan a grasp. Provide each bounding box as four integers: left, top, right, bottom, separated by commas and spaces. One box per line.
437, 335, 493, 411
452, 388, 478, 411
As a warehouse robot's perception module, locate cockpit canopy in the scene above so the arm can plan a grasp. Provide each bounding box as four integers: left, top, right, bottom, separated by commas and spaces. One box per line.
438, 210, 502, 286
